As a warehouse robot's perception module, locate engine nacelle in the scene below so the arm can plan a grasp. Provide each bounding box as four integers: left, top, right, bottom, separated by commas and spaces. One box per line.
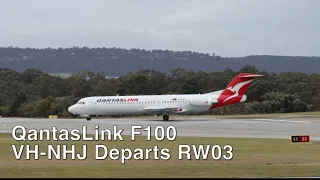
190, 96, 213, 107
176, 108, 189, 113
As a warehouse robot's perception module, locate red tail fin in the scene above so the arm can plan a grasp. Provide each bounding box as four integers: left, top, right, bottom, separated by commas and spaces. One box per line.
210, 73, 262, 109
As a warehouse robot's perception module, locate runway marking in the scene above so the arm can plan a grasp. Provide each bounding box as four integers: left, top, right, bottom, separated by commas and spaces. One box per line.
0, 121, 13, 123
255, 119, 312, 123
213, 120, 269, 124
90, 119, 313, 124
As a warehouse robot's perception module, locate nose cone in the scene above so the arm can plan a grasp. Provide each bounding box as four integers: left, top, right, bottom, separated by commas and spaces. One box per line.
68, 105, 76, 114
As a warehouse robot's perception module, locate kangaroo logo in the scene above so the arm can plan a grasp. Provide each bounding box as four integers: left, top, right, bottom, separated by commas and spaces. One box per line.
223, 79, 253, 103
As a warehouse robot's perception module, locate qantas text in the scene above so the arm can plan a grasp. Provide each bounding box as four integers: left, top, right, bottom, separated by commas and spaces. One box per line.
97, 98, 139, 103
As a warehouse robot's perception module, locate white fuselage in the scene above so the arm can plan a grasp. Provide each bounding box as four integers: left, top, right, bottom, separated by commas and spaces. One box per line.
68, 92, 224, 116
67, 72, 261, 120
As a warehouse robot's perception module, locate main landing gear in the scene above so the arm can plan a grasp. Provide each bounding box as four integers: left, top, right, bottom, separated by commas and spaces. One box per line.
163, 114, 169, 121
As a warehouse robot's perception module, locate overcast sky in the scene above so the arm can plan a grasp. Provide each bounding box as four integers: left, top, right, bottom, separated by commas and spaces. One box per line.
0, 0, 319, 57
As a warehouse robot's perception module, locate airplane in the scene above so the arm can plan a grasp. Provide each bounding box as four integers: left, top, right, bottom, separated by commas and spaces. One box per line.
68, 73, 262, 121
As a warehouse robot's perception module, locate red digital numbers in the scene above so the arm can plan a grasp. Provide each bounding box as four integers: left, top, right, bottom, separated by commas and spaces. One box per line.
298, 135, 310, 142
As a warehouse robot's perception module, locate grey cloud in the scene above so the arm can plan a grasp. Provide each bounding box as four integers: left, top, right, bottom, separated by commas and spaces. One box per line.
0, 0, 319, 57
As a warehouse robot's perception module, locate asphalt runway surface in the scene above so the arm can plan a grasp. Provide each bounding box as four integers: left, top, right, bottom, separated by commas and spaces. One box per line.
1, 117, 319, 141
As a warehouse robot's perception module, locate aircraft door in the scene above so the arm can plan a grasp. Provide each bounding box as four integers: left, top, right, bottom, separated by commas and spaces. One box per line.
87, 99, 98, 115
80, 105, 84, 115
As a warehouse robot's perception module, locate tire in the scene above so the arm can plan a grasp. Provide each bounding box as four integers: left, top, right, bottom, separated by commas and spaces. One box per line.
163, 115, 169, 121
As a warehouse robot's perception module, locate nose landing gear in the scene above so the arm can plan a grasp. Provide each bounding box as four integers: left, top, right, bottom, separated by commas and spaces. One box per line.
80, 114, 91, 121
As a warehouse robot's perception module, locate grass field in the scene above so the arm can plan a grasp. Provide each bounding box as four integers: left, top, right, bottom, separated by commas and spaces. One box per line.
1, 133, 320, 178
92, 111, 320, 120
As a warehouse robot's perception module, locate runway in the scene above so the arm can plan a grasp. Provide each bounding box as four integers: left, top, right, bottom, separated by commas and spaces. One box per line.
1, 117, 320, 140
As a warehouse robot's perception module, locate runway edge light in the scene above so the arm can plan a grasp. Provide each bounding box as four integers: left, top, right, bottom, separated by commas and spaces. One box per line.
291, 135, 310, 143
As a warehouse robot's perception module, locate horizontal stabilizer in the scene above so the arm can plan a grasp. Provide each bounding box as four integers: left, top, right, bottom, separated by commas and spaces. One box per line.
239, 74, 263, 78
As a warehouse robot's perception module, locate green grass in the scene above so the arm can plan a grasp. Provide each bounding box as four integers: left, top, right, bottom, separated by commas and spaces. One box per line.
1, 133, 320, 177
92, 111, 320, 120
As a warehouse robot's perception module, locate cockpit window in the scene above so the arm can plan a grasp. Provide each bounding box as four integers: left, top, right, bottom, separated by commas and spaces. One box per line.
77, 101, 85, 105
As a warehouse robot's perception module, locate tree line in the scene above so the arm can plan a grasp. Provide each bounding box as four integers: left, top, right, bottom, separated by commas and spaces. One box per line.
0, 65, 319, 118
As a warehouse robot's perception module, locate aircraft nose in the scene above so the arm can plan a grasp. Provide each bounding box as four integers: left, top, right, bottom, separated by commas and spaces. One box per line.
68, 105, 76, 114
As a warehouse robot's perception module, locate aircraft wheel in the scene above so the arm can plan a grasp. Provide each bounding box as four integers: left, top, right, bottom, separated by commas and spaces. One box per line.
86, 117, 91, 121
163, 114, 169, 121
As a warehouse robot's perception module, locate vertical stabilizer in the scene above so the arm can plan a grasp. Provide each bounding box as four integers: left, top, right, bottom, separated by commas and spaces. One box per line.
210, 73, 262, 109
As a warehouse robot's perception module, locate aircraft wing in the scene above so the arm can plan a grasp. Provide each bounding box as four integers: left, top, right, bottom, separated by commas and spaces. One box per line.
143, 107, 188, 113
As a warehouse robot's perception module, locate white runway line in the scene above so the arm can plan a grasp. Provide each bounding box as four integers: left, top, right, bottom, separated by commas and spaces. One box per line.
254, 119, 312, 123
0, 120, 13, 123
